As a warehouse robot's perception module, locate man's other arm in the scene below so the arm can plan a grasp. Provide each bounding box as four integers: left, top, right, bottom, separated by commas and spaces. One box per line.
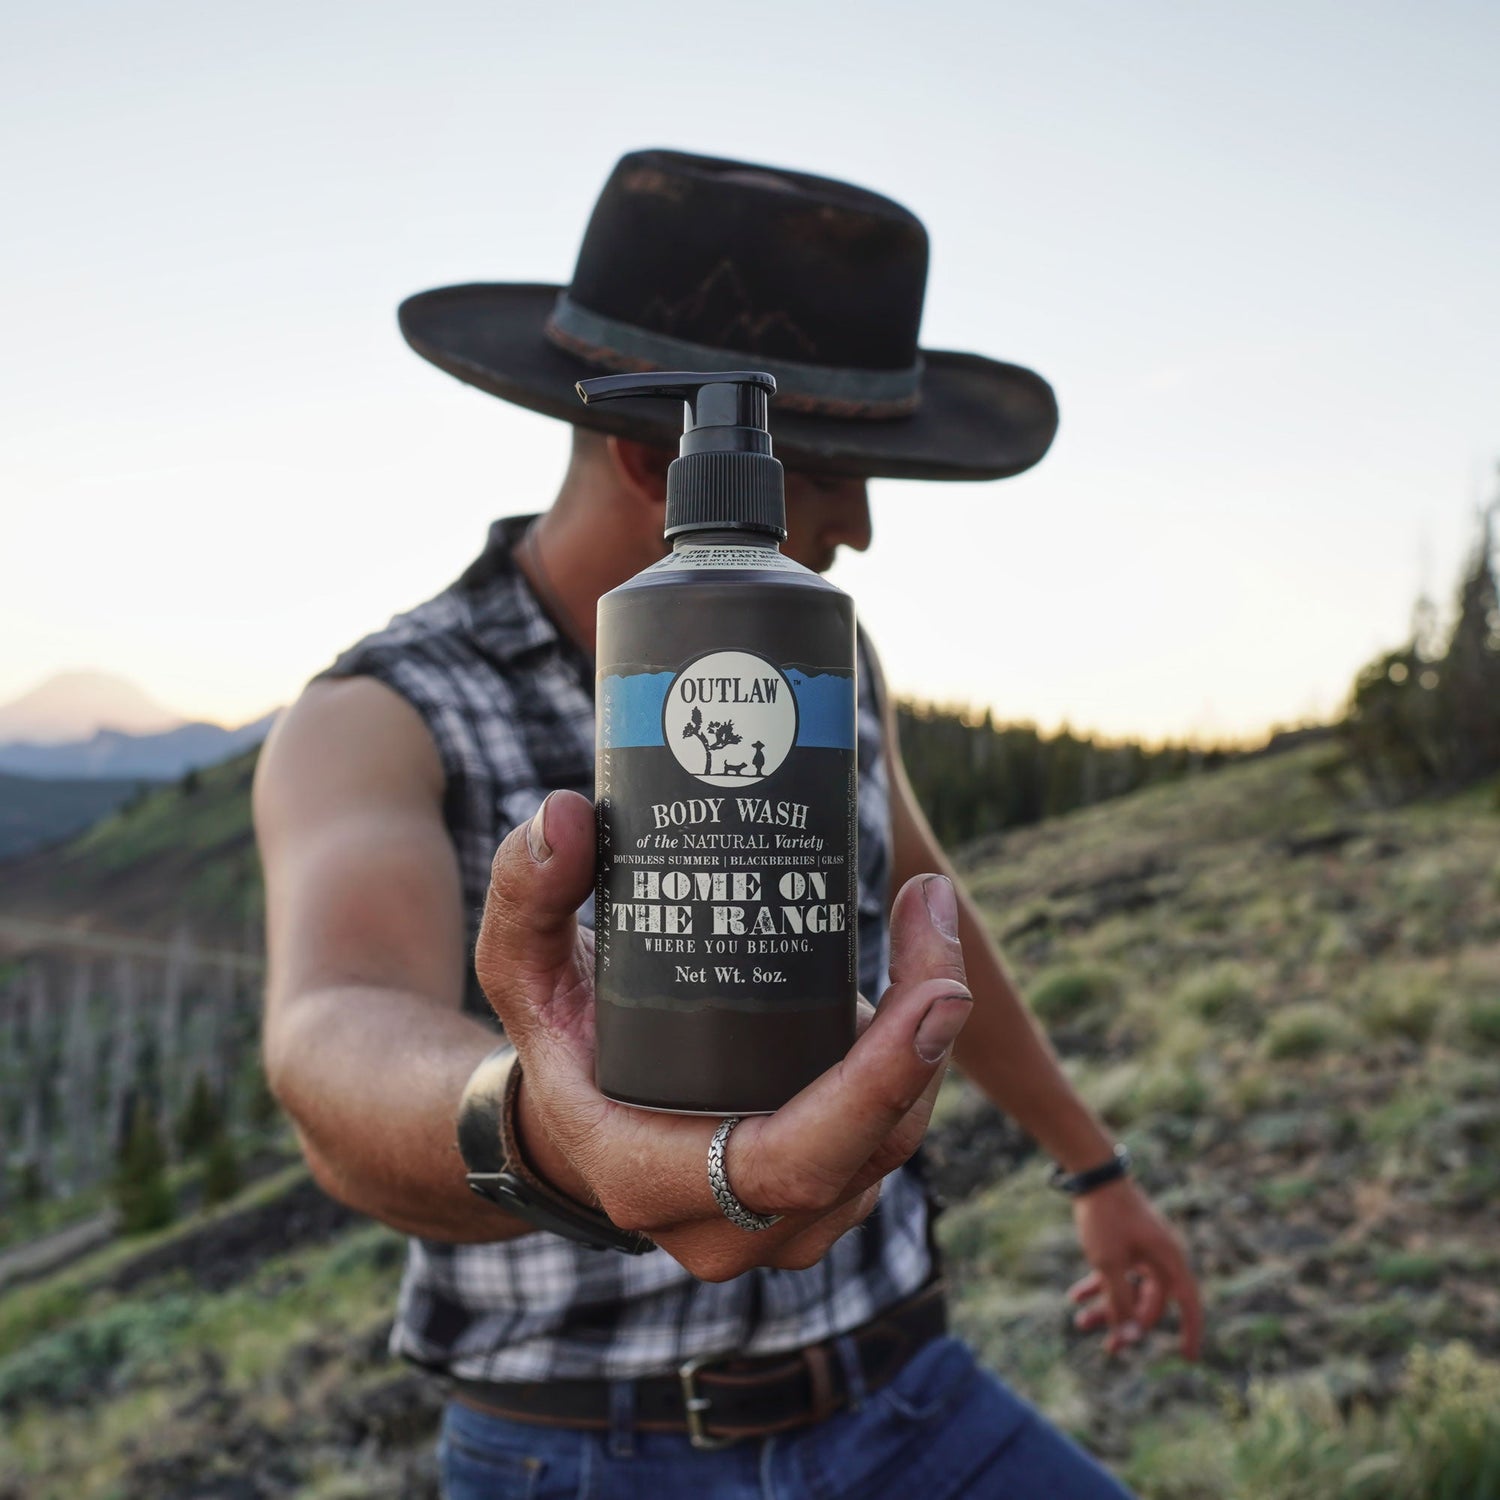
253, 676, 584, 1242
876, 692, 1116, 1174
874, 658, 1203, 1358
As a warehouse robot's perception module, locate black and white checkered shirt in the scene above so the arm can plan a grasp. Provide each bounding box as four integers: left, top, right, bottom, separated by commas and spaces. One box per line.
319, 514, 934, 1381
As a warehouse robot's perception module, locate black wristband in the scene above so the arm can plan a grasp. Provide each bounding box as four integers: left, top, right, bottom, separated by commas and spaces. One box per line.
1047, 1144, 1131, 1197
456, 1044, 653, 1254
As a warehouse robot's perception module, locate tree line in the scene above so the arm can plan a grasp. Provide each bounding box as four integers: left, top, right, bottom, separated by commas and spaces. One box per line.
895, 704, 1236, 849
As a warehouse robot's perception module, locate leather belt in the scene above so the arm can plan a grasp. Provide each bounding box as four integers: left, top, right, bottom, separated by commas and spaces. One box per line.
451, 1277, 948, 1450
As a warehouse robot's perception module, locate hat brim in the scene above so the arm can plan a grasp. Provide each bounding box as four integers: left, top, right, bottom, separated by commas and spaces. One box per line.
398, 284, 1058, 482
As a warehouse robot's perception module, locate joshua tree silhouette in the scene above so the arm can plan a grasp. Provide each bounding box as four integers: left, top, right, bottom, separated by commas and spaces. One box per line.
681, 707, 742, 773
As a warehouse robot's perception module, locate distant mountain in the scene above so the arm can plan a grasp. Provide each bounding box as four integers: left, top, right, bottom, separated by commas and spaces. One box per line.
0, 714, 279, 781
0, 671, 183, 744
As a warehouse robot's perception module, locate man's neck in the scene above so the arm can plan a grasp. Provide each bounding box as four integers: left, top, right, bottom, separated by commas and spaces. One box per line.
515, 487, 664, 657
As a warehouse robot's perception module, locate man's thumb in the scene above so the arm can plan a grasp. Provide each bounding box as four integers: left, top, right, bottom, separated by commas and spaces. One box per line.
475, 791, 595, 1032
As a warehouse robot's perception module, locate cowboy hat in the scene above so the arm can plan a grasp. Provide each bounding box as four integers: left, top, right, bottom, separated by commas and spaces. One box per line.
399, 149, 1058, 481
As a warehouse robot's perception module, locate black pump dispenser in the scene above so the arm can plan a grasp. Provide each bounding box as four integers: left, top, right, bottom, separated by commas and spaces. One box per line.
576, 370, 787, 540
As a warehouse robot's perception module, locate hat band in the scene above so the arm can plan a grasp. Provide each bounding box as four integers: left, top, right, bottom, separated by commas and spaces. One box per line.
544, 293, 922, 419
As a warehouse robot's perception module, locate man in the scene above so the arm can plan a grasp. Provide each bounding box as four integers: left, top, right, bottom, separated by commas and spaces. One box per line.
255, 150, 1201, 1498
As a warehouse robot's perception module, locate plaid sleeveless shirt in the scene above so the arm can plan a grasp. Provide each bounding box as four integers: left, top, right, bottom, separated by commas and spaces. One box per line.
318, 515, 934, 1381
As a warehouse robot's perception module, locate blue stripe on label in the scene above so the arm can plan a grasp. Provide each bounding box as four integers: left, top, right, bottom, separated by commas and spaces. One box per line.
599, 672, 674, 748
786, 670, 856, 749
599, 669, 855, 750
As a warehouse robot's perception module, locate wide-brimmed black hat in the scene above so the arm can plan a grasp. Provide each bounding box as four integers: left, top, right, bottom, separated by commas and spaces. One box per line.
399, 149, 1058, 481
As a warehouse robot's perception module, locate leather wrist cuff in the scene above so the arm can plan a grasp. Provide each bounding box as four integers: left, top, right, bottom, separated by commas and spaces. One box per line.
457, 1043, 653, 1254
1047, 1143, 1132, 1197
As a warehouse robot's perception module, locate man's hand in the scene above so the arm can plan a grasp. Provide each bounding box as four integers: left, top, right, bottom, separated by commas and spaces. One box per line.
1066, 1179, 1203, 1360
475, 789, 973, 1281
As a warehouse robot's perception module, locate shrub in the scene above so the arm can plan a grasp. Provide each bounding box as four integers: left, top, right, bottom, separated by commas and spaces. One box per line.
1173, 963, 1257, 1024
1362, 983, 1443, 1045
1374, 1251, 1446, 1289
0, 1295, 197, 1414
1134, 1064, 1210, 1119
1464, 997, 1500, 1051
1263, 1003, 1353, 1061
1398, 1342, 1500, 1498
1363, 1088, 1447, 1148
1223, 1342, 1500, 1499
1027, 964, 1122, 1026
1261, 1174, 1319, 1211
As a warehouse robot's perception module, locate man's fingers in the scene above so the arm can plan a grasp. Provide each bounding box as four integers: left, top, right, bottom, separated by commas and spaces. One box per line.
830, 1025, 953, 1202
474, 790, 595, 1043
1166, 1249, 1205, 1360
766, 1183, 883, 1271
1074, 1302, 1109, 1333
1068, 1271, 1103, 1305
732, 912, 970, 1217
727, 875, 971, 1213
1133, 1271, 1167, 1335
1100, 1268, 1140, 1354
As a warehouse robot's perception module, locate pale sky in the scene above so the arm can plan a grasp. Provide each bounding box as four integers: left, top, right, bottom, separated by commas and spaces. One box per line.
4, 1, 1497, 742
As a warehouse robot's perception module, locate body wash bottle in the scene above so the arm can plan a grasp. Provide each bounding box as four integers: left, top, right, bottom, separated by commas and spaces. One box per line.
579, 371, 858, 1114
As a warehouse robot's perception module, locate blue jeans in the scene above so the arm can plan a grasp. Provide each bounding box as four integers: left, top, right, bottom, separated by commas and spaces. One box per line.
439, 1336, 1135, 1499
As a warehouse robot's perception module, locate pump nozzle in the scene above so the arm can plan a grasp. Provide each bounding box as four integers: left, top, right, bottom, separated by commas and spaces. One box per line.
575, 369, 786, 541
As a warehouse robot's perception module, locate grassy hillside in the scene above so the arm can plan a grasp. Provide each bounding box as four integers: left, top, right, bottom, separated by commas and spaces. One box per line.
941, 745, 1500, 1496
2, 746, 1498, 1497
0, 773, 155, 862
0, 750, 260, 949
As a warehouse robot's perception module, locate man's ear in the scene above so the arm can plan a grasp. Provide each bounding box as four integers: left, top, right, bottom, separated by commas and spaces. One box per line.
607, 436, 674, 512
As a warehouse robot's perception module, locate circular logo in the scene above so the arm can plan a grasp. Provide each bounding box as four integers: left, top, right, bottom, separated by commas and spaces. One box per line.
664, 650, 798, 787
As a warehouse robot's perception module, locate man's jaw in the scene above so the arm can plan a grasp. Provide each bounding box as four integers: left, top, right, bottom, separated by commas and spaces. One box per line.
788, 545, 837, 574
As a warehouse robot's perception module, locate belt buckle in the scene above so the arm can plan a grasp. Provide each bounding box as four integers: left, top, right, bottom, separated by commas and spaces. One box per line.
678, 1353, 737, 1451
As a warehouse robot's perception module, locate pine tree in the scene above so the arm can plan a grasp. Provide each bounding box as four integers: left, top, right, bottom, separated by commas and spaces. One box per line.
17, 1159, 44, 1206
243, 1053, 282, 1132
114, 1096, 175, 1235
202, 1129, 241, 1207
1438, 505, 1500, 785
176, 1071, 222, 1158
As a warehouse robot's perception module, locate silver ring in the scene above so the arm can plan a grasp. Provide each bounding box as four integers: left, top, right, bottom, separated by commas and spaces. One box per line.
707, 1117, 782, 1232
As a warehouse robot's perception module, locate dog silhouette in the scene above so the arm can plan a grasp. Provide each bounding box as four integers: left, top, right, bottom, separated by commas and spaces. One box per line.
721, 761, 747, 776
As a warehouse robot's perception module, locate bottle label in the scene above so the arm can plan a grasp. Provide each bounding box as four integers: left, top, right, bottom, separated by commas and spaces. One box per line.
596, 649, 857, 1013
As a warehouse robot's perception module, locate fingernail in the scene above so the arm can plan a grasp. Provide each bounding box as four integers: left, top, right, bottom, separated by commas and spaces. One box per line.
922, 875, 959, 941
527, 794, 555, 864
915, 992, 971, 1063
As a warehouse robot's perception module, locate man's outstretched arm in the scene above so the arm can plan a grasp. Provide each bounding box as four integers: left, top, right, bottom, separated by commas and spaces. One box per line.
254, 676, 552, 1241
